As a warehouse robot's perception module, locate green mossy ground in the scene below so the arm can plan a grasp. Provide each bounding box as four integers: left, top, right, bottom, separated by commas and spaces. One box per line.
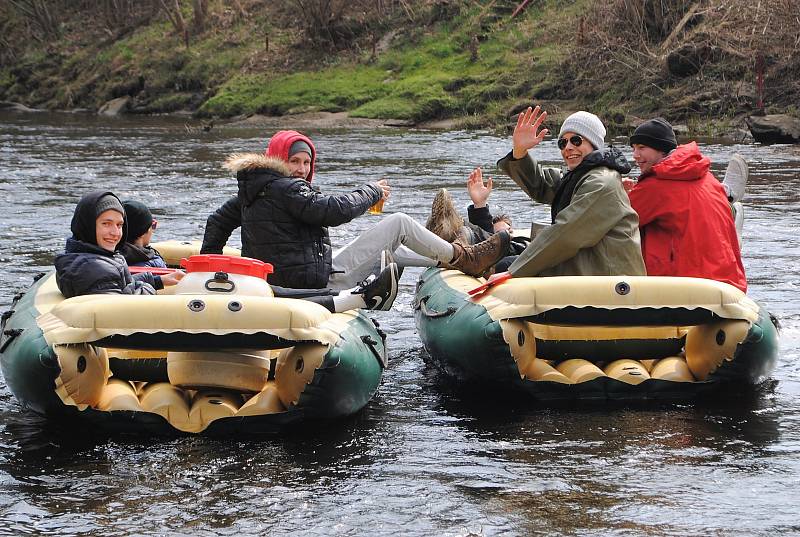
0, 1, 567, 128
197, 4, 564, 125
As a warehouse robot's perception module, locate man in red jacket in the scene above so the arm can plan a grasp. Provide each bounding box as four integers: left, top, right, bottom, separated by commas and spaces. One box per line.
627, 118, 747, 292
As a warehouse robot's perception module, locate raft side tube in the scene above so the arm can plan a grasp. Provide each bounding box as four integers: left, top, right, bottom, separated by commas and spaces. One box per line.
2, 273, 386, 433
415, 268, 778, 401
436, 270, 760, 324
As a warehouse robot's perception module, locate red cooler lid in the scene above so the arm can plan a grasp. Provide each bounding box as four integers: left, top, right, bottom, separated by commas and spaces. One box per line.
180, 255, 274, 279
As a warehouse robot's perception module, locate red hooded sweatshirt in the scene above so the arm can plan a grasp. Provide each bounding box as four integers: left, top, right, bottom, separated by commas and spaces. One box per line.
628, 142, 747, 292
266, 130, 317, 182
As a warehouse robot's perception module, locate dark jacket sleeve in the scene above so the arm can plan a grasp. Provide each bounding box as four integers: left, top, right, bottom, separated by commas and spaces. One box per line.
467, 204, 495, 234
201, 196, 242, 254
132, 271, 163, 291
497, 151, 563, 204
56, 256, 156, 297
283, 181, 382, 227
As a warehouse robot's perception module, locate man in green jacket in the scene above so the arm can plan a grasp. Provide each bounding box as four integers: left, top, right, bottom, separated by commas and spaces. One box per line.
496, 107, 646, 277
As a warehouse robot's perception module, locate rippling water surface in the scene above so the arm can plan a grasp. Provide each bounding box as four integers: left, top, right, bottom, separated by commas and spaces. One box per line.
0, 112, 798, 536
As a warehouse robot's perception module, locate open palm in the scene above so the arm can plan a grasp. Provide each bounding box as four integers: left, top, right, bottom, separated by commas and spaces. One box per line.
512, 105, 549, 158
467, 167, 492, 207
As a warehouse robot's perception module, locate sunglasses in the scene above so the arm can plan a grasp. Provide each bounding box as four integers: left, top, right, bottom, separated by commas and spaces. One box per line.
150, 219, 158, 230
557, 134, 584, 150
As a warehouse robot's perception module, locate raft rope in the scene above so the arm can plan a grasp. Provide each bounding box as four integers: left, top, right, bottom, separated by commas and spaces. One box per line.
414, 295, 457, 318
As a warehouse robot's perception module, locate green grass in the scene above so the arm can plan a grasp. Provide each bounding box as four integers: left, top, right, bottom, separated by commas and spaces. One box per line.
199, 14, 542, 121
0, 0, 610, 124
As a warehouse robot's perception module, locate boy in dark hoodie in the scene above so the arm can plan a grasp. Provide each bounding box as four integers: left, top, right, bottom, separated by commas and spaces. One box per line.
54, 192, 184, 298
120, 200, 168, 268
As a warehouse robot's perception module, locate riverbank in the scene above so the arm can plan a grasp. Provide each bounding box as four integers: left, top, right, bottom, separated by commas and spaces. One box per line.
1, 1, 797, 137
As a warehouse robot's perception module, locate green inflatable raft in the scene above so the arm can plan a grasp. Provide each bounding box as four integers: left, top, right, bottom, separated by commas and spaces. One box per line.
0, 254, 386, 435
414, 268, 779, 401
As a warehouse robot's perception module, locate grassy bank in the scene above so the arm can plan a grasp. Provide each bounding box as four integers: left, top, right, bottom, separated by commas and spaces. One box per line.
1, 1, 797, 134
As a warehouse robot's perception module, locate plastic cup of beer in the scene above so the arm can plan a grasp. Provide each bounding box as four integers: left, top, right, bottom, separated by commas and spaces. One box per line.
368, 198, 385, 215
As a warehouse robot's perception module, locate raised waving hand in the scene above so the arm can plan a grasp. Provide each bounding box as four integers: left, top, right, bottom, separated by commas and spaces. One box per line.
467, 167, 493, 208
512, 105, 549, 159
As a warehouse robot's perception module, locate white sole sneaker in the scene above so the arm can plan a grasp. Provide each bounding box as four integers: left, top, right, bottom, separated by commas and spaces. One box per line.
723, 154, 748, 203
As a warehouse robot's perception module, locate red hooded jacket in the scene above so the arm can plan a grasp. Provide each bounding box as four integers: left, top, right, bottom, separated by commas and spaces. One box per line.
628, 142, 747, 292
266, 130, 316, 182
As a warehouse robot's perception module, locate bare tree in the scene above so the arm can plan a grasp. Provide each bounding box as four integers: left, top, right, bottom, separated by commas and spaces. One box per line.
192, 0, 207, 33
159, 0, 189, 47
8, 0, 61, 43
287, 0, 417, 49
92, 0, 160, 37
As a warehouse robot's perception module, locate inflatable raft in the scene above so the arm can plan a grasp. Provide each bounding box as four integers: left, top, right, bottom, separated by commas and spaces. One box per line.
0, 252, 386, 435
414, 268, 779, 401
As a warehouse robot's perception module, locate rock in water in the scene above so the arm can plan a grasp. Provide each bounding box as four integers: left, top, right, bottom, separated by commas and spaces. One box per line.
746, 114, 800, 144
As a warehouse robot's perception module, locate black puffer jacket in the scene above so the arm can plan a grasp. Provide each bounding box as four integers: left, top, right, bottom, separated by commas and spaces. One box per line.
201, 154, 381, 288
54, 191, 162, 298
55, 239, 162, 298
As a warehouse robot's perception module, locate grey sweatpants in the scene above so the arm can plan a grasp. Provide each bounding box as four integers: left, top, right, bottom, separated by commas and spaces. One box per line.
328, 213, 454, 289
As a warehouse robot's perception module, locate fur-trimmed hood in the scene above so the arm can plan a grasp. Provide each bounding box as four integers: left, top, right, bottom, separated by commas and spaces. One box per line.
223, 153, 292, 175
223, 153, 300, 206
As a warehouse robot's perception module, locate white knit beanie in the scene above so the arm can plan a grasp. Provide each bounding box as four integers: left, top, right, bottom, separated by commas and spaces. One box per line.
559, 111, 606, 151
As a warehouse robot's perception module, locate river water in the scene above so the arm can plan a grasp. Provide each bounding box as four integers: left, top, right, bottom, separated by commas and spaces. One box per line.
0, 112, 798, 536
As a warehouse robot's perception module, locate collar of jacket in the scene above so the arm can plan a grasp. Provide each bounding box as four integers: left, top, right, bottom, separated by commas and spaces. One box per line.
550, 147, 632, 223
648, 142, 710, 182
64, 237, 117, 257
223, 153, 293, 176
120, 242, 156, 263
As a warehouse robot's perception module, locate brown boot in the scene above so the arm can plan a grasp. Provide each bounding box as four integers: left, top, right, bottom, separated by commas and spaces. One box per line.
426, 188, 466, 242
444, 230, 511, 277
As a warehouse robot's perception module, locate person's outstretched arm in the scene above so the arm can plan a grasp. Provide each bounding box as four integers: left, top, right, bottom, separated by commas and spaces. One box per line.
466, 167, 495, 233
283, 180, 383, 227
201, 196, 241, 254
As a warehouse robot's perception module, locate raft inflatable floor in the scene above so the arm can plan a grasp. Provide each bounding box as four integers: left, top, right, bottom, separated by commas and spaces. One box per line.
415, 268, 780, 403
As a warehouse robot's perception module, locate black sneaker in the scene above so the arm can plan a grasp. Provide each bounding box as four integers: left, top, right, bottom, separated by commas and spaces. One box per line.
355, 262, 399, 311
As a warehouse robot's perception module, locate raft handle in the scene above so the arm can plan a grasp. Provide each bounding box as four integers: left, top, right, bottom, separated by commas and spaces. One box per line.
0, 328, 22, 353
361, 335, 387, 369
369, 317, 387, 343
769, 312, 781, 332
415, 295, 457, 319
204, 271, 236, 293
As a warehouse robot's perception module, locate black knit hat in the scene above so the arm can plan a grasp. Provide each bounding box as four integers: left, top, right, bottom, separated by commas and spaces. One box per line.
122, 200, 153, 241
629, 118, 678, 153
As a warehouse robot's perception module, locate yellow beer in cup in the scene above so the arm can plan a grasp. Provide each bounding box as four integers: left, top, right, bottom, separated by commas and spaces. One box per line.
368, 198, 385, 215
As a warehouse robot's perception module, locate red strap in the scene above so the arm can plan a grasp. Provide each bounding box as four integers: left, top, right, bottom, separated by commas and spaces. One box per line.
467, 271, 513, 297
128, 266, 175, 275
